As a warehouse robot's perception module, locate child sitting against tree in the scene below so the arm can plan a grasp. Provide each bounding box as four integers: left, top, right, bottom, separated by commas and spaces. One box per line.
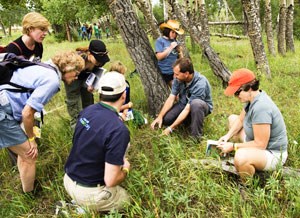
109, 61, 147, 126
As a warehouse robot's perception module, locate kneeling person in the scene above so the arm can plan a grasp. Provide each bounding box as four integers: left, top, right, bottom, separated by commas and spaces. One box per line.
151, 58, 213, 139
64, 72, 131, 212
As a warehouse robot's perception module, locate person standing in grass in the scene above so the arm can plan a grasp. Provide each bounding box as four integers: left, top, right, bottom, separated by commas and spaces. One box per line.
0, 51, 84, 194
65, 40, 110, 128
155, 20, 184, 88
151, 58, 213, 139
64, 72, 131, 212
5, 12, 50, 62
216, 68, 288, 181
4, 11, 50, 167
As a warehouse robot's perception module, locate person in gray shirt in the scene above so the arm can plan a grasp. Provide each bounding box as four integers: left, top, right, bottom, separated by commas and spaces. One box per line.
151, 58, 213, 139
217, 68, 288, 181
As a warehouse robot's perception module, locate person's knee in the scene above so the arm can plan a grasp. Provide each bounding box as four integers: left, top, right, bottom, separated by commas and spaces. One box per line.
18, 154, 37, 165
234, 149, 248, 169
228, 114, 239, 127
190, 99, 207, 113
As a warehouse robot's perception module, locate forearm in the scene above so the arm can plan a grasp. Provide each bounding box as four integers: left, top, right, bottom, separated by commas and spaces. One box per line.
22, 105, 36, 138
169, 105, 190, 130
157, 96, 175, 118
156, 47, 174, 60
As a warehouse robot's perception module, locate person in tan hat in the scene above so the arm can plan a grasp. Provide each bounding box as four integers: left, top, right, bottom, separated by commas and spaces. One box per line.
216, 68, 288, 181
155, 20, 184, 87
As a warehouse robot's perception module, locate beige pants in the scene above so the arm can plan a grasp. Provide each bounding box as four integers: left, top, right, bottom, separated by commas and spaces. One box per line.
64, 174, 130, 212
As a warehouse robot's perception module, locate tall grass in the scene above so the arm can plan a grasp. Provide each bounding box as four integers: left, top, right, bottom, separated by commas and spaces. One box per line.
0, 32, 300, 217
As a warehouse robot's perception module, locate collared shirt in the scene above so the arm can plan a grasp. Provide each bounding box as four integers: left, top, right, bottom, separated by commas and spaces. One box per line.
171, 71, 213, 113
1, 64, 60, 121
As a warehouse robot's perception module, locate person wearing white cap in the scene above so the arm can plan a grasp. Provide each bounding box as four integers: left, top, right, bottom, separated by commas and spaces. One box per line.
155, 20, 185, 87
64, 72, 131, 212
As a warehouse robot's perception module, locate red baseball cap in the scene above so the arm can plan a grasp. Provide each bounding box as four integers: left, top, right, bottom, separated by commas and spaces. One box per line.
224, 68, 256, 96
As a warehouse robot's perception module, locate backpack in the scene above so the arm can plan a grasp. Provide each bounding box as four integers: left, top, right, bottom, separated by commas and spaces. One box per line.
0, 52, 56, 93
0, 42, 23, 54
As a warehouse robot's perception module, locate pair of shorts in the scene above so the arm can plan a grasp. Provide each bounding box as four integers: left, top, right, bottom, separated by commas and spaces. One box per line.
161, 73, 174, 83
0, 103, 27, 148
263, 150, 288, 171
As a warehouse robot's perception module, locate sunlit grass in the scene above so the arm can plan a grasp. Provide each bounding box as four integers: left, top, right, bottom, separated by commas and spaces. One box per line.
0, 31, 300, 217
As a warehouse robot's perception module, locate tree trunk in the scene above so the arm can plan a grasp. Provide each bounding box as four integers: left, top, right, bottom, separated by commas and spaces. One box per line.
65, 22, 72, 42
106, 0, 169, 116
286, 0, 295, 52
199, 0, 210, 44
265, 0, 276, 56
278, 0, 286, 55
170, 0, 231, 84
135, 0, 160, 39
241, 0, 271, 78
0, 20, 6, 36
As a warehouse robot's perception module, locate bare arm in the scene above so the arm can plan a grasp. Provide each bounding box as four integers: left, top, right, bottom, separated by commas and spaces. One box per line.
104, 159, 130, 187
22, 105, 38, 158
162, 103, 190, 135
151, 94, 176, 129
156, 42, 178, 60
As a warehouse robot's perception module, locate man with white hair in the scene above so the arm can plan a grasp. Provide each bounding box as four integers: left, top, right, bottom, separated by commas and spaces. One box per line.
64, 72, 131, 212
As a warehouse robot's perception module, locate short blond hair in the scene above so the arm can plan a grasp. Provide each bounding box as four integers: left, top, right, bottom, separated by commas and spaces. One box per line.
22, 12, 50, 35
109, 61, 127, 75
51, 51, 85, 75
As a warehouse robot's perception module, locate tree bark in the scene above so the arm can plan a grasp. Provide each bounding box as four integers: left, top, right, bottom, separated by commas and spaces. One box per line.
65, 22, 72, 42
106, 0, 169, 116
286, 0, 295, 52
265, 0, 276, 56
199, 0, 210, 44
135, 0, 160, 39
278, 0, 286, 55
241, 0, 271, 77
169, 0, 231, 84
0, 19, 6, 36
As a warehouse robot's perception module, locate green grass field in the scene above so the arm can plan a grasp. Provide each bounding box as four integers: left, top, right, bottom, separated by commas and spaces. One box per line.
0, 33, 300, 217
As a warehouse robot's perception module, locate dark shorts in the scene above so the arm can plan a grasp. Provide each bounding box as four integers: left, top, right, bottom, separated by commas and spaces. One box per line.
0, 102, 27, 148
161, 74, 174, 84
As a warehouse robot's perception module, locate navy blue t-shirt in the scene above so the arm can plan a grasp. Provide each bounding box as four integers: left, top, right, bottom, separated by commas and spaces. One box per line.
65, 103, 130, 186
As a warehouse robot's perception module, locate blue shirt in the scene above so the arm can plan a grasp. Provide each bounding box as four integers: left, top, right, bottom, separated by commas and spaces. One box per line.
171, 72, 213, 113
1, 64, 60, 121
65, 103, 130, 186
155, 37, 179, 75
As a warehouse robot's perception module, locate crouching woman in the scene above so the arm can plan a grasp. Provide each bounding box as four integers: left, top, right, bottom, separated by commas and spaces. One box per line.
0, 51, 84, 194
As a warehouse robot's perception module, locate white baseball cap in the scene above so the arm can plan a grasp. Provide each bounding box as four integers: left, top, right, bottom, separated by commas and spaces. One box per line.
98, 72, 126, 95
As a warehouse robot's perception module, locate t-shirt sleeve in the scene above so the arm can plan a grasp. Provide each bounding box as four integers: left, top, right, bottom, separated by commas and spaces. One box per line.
251, 103, 272, 124
155, 38, 164, 53
105, 127, 130, 166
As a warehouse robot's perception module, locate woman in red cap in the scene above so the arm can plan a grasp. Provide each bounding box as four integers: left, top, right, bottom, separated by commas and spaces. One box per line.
155, 20, 184, 88
217, 68, 288, 181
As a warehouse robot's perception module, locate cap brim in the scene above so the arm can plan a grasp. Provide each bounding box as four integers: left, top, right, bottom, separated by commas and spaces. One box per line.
224, 85, 240, 96
94, 54, 110, 66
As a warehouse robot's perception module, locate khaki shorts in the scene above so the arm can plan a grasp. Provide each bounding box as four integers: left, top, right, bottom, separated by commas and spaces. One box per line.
263, 150, 288, 171
63, 174, 130, 212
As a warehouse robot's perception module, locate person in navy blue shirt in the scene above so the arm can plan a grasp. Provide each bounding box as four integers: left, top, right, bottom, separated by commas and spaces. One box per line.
64, 72, 131, 212
151, 58, 213, 139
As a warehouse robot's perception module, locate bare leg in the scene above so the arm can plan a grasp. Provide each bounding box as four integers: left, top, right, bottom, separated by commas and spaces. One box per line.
234, 148, 267, 181
9, 141, 36, 192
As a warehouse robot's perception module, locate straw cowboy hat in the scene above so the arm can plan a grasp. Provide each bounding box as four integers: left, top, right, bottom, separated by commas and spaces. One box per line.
159, 20, 184, 35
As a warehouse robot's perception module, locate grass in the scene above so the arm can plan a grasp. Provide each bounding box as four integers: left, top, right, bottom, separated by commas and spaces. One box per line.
1, 32, 300, 217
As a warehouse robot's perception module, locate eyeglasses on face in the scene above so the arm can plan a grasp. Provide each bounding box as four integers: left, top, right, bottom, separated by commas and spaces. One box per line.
234, 87, 243, 97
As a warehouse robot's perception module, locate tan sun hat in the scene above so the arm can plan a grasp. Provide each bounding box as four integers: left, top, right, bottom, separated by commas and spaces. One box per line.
159, 20, 184, 35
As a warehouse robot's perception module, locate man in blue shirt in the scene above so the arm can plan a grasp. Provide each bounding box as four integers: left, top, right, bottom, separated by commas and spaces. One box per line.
151, 58, 213, 139
64, 72, 131, 212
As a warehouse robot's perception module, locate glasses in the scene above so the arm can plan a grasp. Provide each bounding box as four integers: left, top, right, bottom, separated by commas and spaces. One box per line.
234, 88, 243, 97
90, 50, 108, 56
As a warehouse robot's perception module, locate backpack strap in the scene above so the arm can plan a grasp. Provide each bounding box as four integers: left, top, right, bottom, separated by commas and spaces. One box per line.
10, 42, 23, 55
